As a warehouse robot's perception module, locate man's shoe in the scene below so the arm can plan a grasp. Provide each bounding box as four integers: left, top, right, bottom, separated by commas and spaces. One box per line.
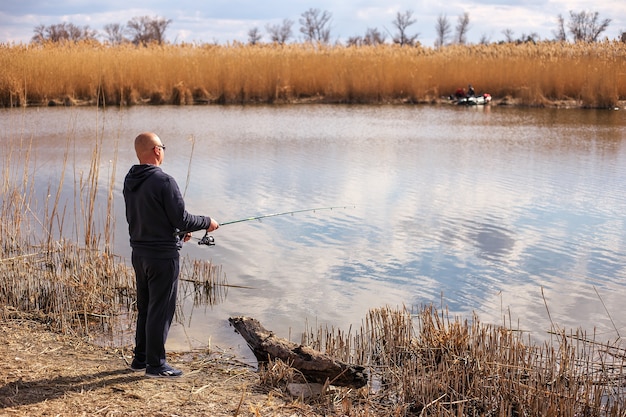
130, 359, 146, 372
146, 364, 183, 378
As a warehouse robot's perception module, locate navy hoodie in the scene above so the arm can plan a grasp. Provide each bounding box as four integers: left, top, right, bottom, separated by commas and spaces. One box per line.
123, 164, 211, 258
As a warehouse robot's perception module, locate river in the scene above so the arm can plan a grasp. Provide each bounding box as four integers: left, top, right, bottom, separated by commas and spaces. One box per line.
2, 104, 625, 361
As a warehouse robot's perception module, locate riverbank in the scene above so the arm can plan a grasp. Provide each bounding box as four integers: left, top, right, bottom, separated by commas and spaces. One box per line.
4, 303, 626, 416
0, 317, 343, 417
35, 94, 626, 109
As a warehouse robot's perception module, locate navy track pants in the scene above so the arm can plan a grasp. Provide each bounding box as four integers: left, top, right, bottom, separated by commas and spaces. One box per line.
131, 252, 180, 368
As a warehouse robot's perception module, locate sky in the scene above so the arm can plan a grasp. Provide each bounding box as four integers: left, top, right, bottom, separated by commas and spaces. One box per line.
0, 0, 624, 47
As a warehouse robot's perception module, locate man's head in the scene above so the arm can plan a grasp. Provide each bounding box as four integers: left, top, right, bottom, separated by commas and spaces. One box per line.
134, 132, 165, 165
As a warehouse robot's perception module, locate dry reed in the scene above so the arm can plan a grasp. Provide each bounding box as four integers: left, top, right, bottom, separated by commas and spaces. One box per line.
0, 127, 134, 335
301, 305, 626, 416
1, 41, 624, 108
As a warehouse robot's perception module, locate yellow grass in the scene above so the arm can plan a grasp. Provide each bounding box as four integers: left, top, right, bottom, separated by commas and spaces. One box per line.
302, 305, 626, 416
1, 40, 625, 108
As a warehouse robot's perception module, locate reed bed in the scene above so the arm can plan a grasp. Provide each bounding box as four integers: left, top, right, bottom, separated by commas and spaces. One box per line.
300, 305, 626, 416
0, 126, 132, 334
1, 41, 625, 108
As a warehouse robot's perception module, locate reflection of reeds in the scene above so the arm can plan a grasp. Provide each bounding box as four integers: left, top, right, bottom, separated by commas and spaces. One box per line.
1, 41, 624, 108
179, 257, 228, 307
302, 305, 626, 415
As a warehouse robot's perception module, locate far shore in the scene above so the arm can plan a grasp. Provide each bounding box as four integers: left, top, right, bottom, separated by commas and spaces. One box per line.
18, 95, 626, 110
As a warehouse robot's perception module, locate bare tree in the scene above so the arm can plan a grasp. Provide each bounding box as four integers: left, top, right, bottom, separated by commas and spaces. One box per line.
32, 22, 97, 44
266, 19, 293, 44
502, 28, 540, 44
347, 27, 386, 46
346, 35, 363, 46
553, 14, 567, 41
346, 35, 361, 46
299, 8, 332, 43
391, 10, 419, 46
454, 12, 470, 44
364, 27, 386, 45
435, 14, 451, 48
566, 10, 611, 42
502, 29, 515, 43
150, 17, 171, 44
247, 27, 262, 45
519, 32, 540, 43
126, 16, 172, 45
32, 24, 47, 43
103, 23, 127, 45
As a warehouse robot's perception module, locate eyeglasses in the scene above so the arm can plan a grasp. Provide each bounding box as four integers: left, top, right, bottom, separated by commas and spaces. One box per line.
154, 145, 166, 151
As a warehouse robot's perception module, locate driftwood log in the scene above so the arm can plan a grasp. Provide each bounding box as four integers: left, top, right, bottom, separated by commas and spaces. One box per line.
228, 316, 367, 388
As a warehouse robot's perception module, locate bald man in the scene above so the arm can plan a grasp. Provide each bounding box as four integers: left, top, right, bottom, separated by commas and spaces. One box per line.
123, 132, 219, 378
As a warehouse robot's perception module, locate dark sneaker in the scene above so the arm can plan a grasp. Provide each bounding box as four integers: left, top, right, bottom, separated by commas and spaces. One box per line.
145, 364, 183, 378
130, 359, 146, 372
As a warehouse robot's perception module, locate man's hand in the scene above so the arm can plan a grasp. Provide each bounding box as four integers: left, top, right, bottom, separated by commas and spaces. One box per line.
207, 218, 220, 232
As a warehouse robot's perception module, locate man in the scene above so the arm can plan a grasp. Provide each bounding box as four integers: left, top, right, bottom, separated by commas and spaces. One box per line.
123, 132, 219, 378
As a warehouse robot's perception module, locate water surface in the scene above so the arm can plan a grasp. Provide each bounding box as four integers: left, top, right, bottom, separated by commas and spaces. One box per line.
2, 104, 625, 359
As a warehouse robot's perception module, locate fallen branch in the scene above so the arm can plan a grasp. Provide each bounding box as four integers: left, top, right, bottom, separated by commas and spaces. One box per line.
229, 316, 367, 388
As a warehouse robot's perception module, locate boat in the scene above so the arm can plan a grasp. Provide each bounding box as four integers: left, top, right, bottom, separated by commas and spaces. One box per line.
456, 93, 492, 106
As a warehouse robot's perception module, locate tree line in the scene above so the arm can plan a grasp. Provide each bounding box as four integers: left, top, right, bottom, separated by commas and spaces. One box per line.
32, 16, 172, 46
31, 8, 618, 47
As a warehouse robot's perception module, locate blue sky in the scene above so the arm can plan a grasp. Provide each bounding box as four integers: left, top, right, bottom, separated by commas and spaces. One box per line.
1, 1, 624, 47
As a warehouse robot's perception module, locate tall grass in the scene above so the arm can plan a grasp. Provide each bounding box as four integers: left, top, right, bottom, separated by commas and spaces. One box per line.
1, 41, 624, 108
302, 305, 626, 416
0, 114, 133, 334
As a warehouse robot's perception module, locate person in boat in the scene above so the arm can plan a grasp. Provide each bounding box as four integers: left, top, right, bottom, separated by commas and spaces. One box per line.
123, 132, 220, 378
467, 84, 475, 97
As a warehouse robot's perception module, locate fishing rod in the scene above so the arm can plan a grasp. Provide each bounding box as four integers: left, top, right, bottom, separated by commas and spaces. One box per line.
176, 205, 353, 247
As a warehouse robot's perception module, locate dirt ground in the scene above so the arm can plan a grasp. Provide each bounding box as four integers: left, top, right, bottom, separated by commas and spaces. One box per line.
0, 318, 360, 417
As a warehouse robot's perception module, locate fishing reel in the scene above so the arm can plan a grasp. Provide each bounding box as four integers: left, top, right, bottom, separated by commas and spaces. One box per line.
198, 232, 215, 246
175, 230, 216, 246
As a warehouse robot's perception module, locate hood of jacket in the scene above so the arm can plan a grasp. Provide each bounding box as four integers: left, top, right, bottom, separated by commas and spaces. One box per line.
124, 164, 160, 192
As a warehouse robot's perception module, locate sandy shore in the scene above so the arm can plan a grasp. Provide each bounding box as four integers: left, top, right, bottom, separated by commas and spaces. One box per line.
0, 318, 348, 417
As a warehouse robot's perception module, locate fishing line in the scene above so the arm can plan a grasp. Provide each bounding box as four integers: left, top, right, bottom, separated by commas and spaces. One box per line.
176, 205, 354, 247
